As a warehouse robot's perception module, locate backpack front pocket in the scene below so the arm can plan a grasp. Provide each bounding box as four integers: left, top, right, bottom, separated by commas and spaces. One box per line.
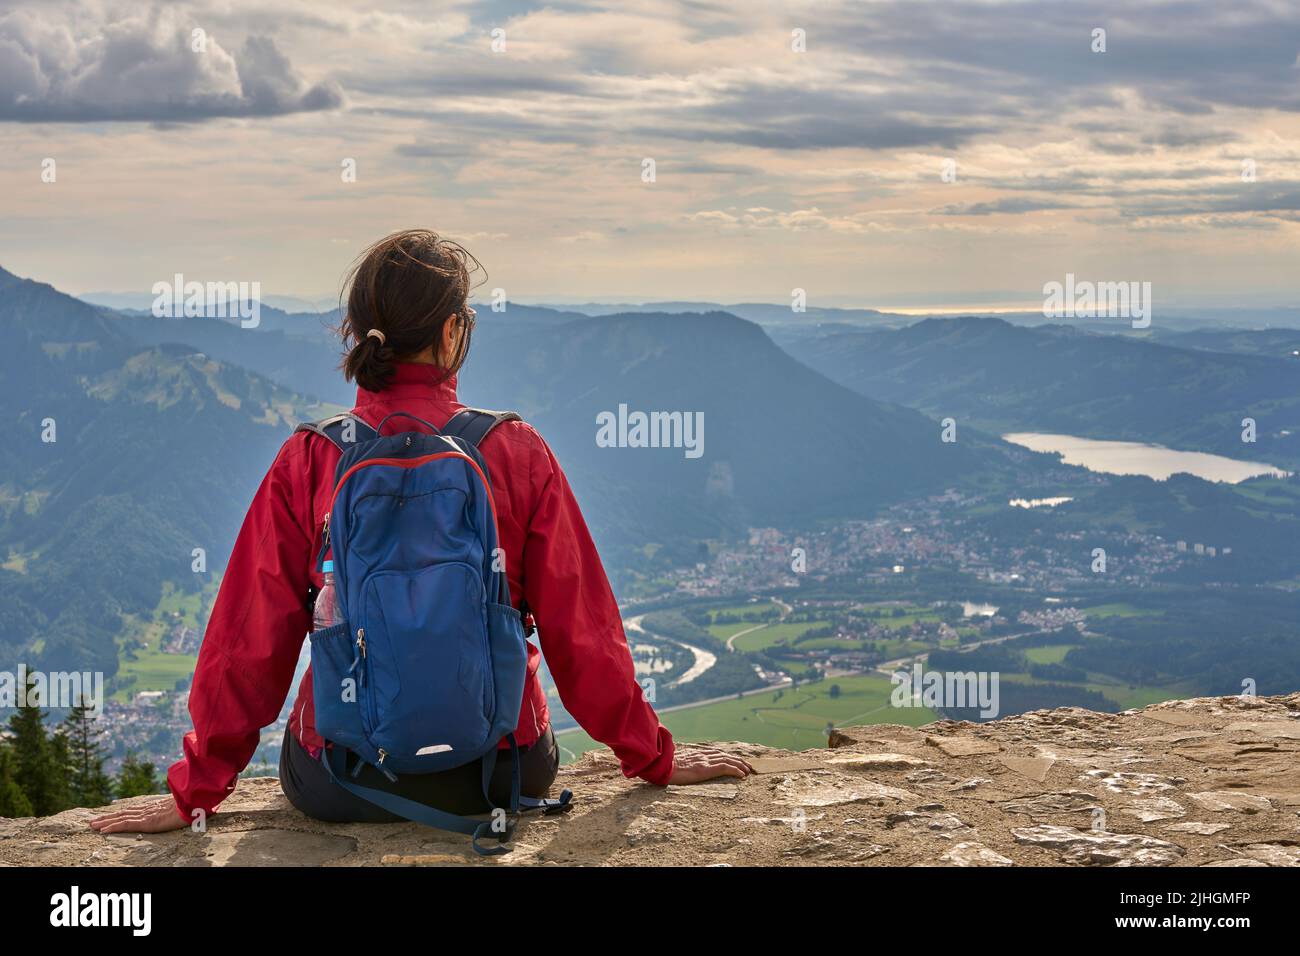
361, 563, 494, 765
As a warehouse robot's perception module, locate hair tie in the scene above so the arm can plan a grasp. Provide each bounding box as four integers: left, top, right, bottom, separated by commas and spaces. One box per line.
366, 328, 386, 346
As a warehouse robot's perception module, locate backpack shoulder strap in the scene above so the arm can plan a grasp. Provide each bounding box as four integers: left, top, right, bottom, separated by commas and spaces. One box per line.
441, 408, 523, 449
294, 412, 379, 452
441, 407, 537, 627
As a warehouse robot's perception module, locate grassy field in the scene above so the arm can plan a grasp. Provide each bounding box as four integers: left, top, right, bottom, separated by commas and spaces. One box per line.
704, 600, 780, 642
732, 619, 831, 652
556, 673, 937, 762
877, 637, 931, 658
112, 580, 217, 701
1023, 644, 1076, 664
796, 636, 873, 652
860, 607, 943, 630
994, 669, 1198, 712
1081, 602, 1156, 619
1081, 676, 1200, 711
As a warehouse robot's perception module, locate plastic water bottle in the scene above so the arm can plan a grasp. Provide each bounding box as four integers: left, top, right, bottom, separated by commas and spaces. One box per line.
314, 560, 337, 630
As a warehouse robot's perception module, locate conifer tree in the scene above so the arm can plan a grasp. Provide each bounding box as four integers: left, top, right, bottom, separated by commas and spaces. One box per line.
60, 697, 114, 808
115, 752, 161, 799
6, 668, 68, 815
0, 744, 33, 818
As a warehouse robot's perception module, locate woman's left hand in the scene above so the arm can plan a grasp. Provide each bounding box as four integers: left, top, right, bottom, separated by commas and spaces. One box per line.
89, 797, 189, 834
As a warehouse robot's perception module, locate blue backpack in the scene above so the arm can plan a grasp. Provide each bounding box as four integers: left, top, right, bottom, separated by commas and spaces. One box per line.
295, 408, 572, 854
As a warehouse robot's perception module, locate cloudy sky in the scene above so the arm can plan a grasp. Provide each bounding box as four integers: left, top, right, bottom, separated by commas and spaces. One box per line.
2, 0, 1298, 309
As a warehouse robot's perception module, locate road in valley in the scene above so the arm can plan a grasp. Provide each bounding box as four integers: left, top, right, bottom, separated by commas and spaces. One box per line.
724, 595, 794, 651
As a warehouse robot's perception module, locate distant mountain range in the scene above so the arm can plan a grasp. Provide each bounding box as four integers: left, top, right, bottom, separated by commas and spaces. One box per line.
784, 316, 1300, 470
540, 301, 1300, 333
2, 266, 1051, 676
7, 264, 1300, 707
67, 281, 1056, 550
459, 310, 1043, 571
0, 266, 320, 676
1163, 327, 1300, 359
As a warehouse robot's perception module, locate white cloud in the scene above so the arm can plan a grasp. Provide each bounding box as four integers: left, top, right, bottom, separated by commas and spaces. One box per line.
0, 5, 341, 121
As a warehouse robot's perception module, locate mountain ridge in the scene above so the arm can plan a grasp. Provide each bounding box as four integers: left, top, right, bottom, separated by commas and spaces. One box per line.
785, 315, 1300, 468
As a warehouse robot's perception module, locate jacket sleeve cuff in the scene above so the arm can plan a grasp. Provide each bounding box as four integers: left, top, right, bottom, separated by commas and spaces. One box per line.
167, 780, 207, 824
628, 725, 675, 786
166, 748, 221, 822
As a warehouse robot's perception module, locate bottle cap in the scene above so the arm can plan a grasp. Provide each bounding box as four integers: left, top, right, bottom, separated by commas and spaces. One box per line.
322, 560, 334, 574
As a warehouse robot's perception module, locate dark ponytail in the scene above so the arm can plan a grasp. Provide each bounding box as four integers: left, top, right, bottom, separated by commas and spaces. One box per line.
344, 330, 397, 393
339, 229, 482, 392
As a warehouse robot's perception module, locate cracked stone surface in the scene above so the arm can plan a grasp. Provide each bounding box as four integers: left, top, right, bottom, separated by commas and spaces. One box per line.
1011, 824, 1186, 867
2, 694, 1298, 866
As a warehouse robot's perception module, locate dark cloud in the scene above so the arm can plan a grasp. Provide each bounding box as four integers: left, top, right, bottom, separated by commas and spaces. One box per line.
670, 161, 759, 176
0, 13, 341, 122
1120, 188, 1300, 219
651, 116, 988, 151
931, 197, 1084, 216
813, 0, 1300, 118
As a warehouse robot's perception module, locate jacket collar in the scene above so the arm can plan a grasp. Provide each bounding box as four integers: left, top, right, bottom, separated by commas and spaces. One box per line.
355, 362, 459, 408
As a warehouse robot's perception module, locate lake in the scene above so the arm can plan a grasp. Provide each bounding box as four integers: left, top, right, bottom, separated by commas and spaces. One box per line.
1002, 432, 1290, 483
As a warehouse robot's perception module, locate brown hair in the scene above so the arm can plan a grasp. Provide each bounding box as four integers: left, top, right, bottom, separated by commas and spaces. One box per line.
339, 229, 483, 392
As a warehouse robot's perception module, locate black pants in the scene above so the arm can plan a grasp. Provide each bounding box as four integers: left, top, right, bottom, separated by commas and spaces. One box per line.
279, 727, 560, 823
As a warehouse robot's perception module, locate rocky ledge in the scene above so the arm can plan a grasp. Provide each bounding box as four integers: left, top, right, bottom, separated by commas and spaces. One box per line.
3, 694, 1299, 866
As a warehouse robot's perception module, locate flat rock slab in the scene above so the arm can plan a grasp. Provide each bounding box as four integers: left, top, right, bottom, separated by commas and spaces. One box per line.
1164, 821, 1231, 835
777, 777, 916, 807
1141, 710, 1206, 727
1239, 843, 1300, 867
1120, 797, 1186, 822
823, 752, 931, 770
664, 784, 739, 800
1012, 825, 1185, 867
195, 829, 358, 867
783, 834, 890, 863
998, 755, 1055, 782
1224, 721, 1300, 740
1202, 858, 1270, 867
1001, 790, 1101, 817
746, 756, 829, 774
1083, 769, 1184, 795
1188, 791, 1274, 813
926, 735, 1001, 757
885, 810, 971, 833
1134, 731, 1214, 745
940, 842, 1014, 867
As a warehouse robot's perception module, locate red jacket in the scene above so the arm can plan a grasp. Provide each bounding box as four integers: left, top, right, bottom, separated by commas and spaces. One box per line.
166, 362, 675, 817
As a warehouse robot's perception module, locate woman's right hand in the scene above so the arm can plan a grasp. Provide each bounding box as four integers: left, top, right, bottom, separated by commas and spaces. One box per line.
666, 746, 754, 784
